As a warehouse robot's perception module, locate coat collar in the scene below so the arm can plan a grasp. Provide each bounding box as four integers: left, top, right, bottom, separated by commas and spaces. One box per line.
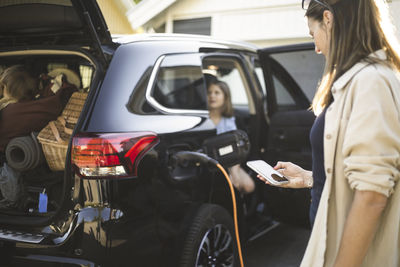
332, 49, 387, 92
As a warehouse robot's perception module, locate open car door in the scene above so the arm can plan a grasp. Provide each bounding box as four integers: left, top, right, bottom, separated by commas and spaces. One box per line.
257, 42, 325, 227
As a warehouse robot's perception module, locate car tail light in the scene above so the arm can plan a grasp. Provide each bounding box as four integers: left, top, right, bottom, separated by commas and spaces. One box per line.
71, 132, 159, 179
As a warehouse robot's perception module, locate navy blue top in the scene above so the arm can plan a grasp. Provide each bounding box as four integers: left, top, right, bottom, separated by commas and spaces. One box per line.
309, 107, 328, 227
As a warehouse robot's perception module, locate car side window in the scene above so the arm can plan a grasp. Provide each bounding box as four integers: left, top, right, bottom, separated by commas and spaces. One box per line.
273, 74, 296, 106
270, 50, 325, 106
152, 54, 207, 111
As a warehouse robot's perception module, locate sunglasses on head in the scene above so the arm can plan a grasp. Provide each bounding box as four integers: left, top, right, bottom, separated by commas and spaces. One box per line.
302, 0, 330, 10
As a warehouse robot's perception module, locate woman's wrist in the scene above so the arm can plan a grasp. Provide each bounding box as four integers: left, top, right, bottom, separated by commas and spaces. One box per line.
303, 171, 313, 188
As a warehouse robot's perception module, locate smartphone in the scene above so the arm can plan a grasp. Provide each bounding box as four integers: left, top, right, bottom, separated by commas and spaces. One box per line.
246, 160, 289, 186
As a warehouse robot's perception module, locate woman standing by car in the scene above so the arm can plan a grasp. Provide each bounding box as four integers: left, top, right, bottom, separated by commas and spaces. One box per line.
258, 0, 400, 266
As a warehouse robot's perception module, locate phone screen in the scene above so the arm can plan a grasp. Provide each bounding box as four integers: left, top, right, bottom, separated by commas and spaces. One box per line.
246, 160, 289, 185
271, 174, 289, 182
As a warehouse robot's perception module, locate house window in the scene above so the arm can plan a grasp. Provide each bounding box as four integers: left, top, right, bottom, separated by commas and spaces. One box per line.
173, 17, 211, 35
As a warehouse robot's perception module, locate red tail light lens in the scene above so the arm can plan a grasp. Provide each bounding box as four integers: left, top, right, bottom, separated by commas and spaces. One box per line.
71, 132, 159, 179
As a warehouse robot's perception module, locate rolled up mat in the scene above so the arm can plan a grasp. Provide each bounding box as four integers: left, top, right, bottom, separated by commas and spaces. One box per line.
5, 135, 45, 171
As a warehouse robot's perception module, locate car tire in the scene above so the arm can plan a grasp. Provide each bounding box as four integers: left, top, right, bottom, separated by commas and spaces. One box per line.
179, 204, 238, 267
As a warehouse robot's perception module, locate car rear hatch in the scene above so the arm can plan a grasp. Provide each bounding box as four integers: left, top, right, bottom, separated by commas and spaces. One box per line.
0, 0, 113, 54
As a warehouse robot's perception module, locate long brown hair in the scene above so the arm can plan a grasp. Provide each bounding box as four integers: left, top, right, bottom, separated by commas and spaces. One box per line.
208, 80, 234, 117
306, 0, 400, 114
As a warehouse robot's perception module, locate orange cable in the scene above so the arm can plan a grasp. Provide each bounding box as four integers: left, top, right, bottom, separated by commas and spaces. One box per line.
216, 163, 244, 267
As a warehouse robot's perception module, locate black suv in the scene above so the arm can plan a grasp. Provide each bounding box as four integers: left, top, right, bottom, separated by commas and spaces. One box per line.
0, 1, 325, 266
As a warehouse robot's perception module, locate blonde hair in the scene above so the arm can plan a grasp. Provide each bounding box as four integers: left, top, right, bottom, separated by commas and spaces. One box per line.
0, 65, 37, 110
307, 0, 400, 114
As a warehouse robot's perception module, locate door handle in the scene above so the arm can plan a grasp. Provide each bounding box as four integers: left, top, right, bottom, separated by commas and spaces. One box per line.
277, 134, 286, 141
274, 131, 286, 141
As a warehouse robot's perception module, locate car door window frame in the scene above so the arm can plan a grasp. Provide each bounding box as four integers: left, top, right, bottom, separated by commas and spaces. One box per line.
201, 53, 256, 115
270, 58, 310, 111
261, 54, 310, 115
146, 54, 209, 115
146, 53, 257, 117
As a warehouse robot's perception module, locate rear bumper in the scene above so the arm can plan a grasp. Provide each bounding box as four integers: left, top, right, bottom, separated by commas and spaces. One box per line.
11, 254, 98, 267
2, 206, 178, 266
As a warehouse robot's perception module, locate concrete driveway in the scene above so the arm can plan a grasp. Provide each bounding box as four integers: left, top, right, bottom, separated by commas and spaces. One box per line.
244, 223, 311, 267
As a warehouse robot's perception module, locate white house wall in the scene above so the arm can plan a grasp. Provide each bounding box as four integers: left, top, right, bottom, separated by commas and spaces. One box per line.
213, 6, 309, 46
140, 0, 400, 47
391, 0, 400, 35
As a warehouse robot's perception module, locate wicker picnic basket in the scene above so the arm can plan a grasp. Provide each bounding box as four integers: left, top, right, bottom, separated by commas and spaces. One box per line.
37, 92, 88, 171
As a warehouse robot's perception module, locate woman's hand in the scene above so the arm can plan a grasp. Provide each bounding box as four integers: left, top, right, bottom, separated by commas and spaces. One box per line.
257, 161, 312, 189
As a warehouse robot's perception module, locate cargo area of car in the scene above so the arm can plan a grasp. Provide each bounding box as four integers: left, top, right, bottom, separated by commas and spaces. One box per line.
0, 50, 95, 219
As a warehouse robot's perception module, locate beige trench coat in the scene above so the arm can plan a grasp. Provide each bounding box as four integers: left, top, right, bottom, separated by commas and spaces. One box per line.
300, 50, 400, 267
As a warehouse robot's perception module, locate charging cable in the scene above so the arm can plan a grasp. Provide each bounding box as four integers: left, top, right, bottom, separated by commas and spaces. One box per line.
172, 151, 244, 267
216, 162, 244, 267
